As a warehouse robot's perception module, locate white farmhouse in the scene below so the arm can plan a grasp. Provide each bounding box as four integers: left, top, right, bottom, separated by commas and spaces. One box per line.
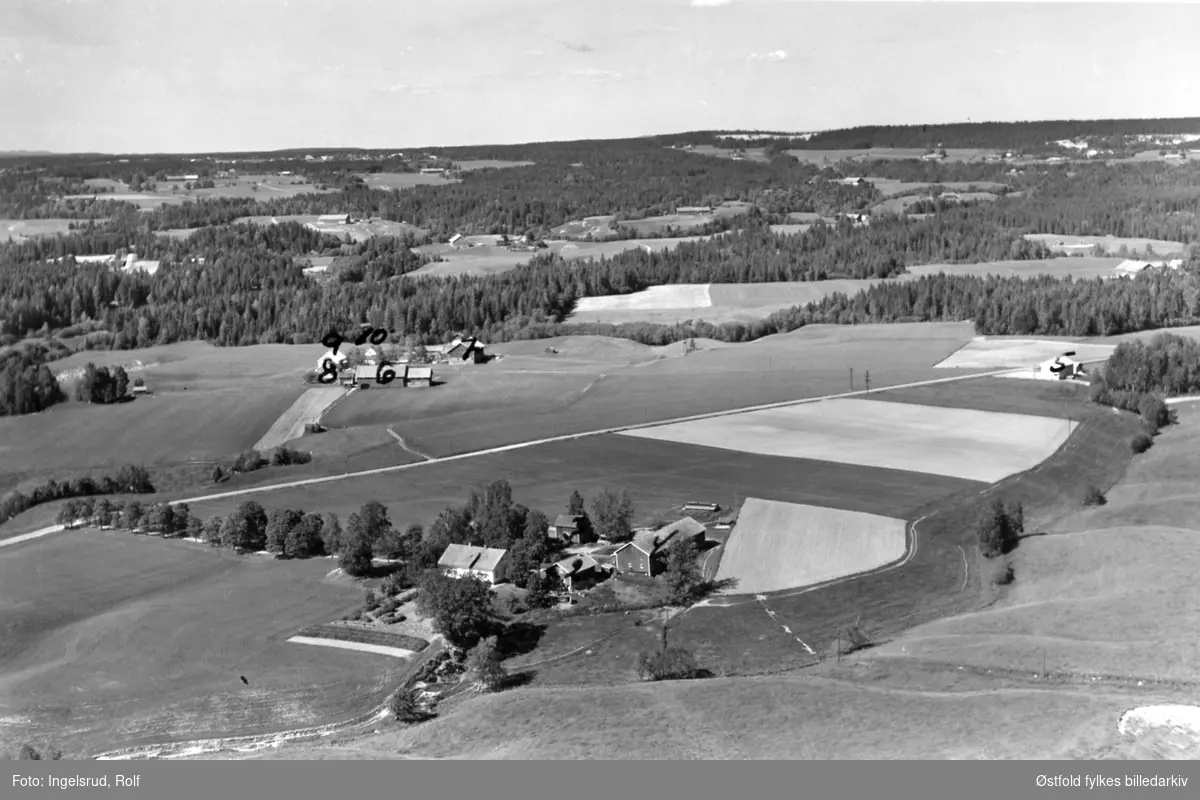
438, 544, 510, 585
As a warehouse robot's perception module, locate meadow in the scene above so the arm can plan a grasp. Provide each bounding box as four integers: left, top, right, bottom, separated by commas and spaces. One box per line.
1022, 232, 1186, 255
355, 172, 455, 190
866, 179, 1010, 198
64, 174, 336, 208
871, 191, 999, 214
786, 148, 996, 165
253, 387, 350, 451
866, 403, 1200, 684
716, 499, 907, 594
1, 218, 80, 241
0, 531, 398, 757
453, 159, 536, 171
621, 397, 1074, 483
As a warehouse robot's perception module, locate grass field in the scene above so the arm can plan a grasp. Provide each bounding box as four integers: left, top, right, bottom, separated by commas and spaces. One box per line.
249, 668, 1151, 759
906, 256, 1126, 281
356, 172, 456, 190
453, 159, 535, 171
934, 336, 1116, 369
866, 179, 1010, 198
716, 499, 907, 594
1022, 233, 1186, 256
872, 191, 999, 214
621, 397, 1074, 483
786, 148, 996, 165
234, 215, 429, 243
63, 174, 336, 208
0, 531, 399, 756
180, 433, 980, 535
409, 235, 717, 278
0, 218, 79, 241
867, 402, 1200, 684
870, 375, 1094, 419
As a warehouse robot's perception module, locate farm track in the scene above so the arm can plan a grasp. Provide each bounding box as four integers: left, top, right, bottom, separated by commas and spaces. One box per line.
0, 366, 1018, 552
253, 387, 350, 452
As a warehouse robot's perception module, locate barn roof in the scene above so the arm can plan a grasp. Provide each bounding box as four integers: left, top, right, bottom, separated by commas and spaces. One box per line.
553, 553, 599, 575
438, 544, 508, 572
353, 365, 378, 381
553, 514, 580, 530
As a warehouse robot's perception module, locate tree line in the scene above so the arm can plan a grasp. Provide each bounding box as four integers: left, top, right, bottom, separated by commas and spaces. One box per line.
0, 464, 154, 528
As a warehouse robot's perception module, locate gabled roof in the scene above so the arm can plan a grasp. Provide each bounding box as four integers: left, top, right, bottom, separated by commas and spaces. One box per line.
353, 365, 378, 381
438, 544, 508, 572
553, 553, 599, 575
616, 516, 706, 557
553, 514, 581, 530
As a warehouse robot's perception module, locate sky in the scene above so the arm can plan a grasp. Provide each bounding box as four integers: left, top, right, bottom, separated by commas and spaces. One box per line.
2, 0, 1199, 153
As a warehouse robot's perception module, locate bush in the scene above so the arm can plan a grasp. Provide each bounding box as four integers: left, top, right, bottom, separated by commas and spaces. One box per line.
992, 561, 1015, 586
388, 687, 425, 723
1082, 484, 1107, 507
1130, 432, 1154, 454
364, 589, 380, 610
1138, 394, 1170, 434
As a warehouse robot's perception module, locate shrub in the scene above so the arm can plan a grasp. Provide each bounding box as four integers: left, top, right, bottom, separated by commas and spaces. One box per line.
992, 561, 1015, 586
1138, 394, 1170, 434
1082, 484, 1107, 507
364, 589, 380, 611
1130, 432, 1154, 454
388, 687, 425, 723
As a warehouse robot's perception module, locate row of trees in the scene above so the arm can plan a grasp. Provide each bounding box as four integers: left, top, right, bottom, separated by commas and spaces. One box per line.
0, 464, 154, 527
210, 446, 313, 483
74, 363, 131, 404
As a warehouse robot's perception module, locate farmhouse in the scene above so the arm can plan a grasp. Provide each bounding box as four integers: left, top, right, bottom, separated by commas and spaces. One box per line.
548, 514, 595, 545
438, 544, 510, 585
1034, 355, 1084, 381
316, 348, 348, 372
448, 233, 464, 247
318, 213, 352, 224
363, 346, 381, 365
612, 517, 706, 577
427, 336, 487, 364
837, 177, 870, 186
544, 554, 607, 593
676, 206, 712, 215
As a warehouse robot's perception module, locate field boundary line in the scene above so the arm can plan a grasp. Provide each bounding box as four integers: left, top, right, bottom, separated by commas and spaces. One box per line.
958, 545, 969, 592
507, 631, 624, 671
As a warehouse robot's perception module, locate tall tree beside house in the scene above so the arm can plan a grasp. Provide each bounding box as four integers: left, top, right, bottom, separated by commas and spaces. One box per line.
112, 365, 129, 399
664, 537, 703, 605
525, 570, 556, 609
589, 489, 636, 542
339, 533, 374, 577
94, 498, 115, 528
567, 490, 586, 518
506, 510, 551, 589
286, 513, 326, 559
171, 503, 191, 537
417, 571, 495, 648
142, 502, 174, 534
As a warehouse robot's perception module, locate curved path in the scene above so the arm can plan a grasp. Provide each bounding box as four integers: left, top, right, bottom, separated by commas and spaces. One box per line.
0, 366, 1017, 552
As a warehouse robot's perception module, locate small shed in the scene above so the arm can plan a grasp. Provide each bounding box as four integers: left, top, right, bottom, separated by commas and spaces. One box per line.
1034, 355, 1083, 381
448, 233, 464, 247
545, 553, 605, 593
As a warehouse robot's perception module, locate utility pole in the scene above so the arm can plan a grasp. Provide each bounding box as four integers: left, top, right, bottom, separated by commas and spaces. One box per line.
849, 368, 854, 391
837, 630, 842, 665
865, 371, 871, 392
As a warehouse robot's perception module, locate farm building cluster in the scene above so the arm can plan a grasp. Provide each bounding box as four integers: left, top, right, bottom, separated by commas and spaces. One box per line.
434, 501, 728, 602
314, 336, 489, 387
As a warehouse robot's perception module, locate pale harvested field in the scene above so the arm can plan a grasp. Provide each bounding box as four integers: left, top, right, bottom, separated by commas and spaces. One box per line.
574, 284, 713, 313
716, 498, 906, 594
619, 397, 1074, 483
0, 218, 79, 239
1023, 233, 1185, 255
286, 637, 415, 659
453, 159, 535, 171
568, 279, 906, 325
935, 337, 1116, 369
254, 387, 349, 452
410, 235, 717, 278
872, 191, 998, 214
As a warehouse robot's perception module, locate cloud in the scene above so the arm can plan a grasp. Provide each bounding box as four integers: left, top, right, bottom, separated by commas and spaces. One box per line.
747, 50, 788, 62
691, 0, 733, 6
523, 49, 544, 57
375, 83, 433, 95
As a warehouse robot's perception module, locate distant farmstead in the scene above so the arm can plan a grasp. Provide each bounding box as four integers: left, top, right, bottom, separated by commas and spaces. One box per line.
1033, 355, 1084, 381
318, 213, 352, 224
426, 336, 487, 364
438, 544, 510, 585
